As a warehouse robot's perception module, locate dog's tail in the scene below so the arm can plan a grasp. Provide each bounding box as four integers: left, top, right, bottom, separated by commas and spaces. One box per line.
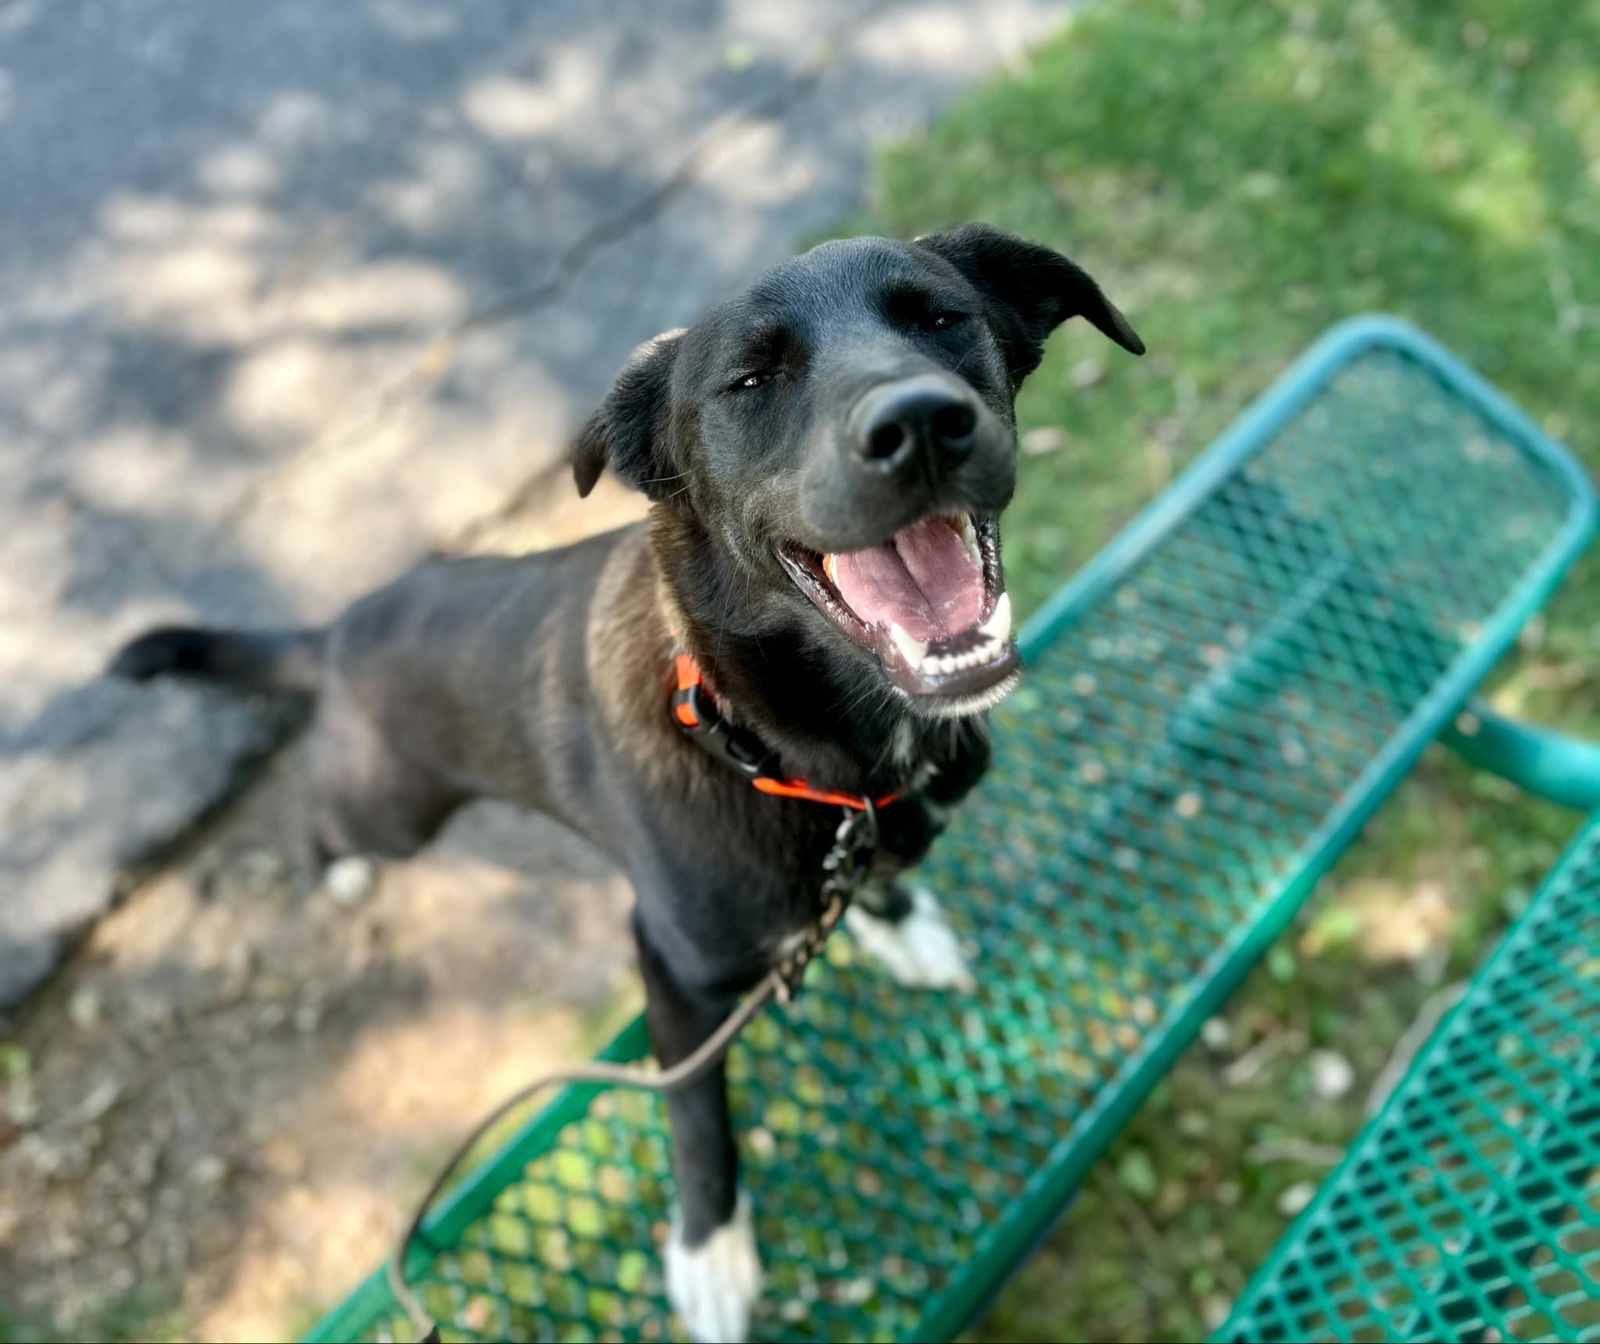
109, 625, 324, 696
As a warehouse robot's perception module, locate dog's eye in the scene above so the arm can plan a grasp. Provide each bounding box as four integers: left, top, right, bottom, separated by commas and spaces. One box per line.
925, 311, 967, 332
731, 371, 774, 392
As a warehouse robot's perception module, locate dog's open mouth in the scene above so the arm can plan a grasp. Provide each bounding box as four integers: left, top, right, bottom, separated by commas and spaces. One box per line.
778, 514, 1020, 701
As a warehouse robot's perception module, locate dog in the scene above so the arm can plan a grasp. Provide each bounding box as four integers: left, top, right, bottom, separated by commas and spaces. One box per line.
112, 223, 1142, 1341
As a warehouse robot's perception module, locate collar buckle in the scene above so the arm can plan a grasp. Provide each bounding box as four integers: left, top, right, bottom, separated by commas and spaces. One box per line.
670, 648, 897, 811
672, 680, 781, 780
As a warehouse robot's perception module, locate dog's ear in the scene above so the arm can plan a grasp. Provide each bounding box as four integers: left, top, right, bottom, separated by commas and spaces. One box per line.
914, 223, 1143, 384
572, 329, 684, 499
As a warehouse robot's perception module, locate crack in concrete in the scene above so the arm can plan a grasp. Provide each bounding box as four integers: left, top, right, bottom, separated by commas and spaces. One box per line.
210, 15, 879, 537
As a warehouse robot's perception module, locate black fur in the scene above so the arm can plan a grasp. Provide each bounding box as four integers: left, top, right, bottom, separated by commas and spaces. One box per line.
918, 221, 1144, 384
110, 626, 321, 694
112, 226, 1140, 1336
572, 329, 683, 500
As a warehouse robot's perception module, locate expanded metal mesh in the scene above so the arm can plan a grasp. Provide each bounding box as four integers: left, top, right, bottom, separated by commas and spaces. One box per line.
1219, 817, 1600, 1344
310, 325, 1587, 1343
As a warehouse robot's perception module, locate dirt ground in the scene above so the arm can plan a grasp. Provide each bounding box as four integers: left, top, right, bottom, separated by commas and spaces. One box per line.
0, 484, 652, 1342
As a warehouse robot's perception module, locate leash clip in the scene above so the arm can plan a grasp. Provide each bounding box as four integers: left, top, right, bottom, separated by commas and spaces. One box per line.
828, 796, 879, 867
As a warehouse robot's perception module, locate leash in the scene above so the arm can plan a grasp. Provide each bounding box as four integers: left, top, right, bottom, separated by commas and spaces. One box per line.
387, 649, 890, 1339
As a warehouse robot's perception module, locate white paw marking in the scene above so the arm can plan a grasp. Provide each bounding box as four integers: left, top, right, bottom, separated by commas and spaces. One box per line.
322, 855, 377, 907
664, 1193, 762, 1343
846, 886, 975, 990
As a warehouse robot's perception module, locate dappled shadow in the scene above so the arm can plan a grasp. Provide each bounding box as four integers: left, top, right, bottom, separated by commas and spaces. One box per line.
0, 0, 1077, 1335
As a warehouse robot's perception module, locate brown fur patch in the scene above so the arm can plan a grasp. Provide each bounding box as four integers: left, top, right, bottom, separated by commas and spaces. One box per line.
584, 524, 702, 794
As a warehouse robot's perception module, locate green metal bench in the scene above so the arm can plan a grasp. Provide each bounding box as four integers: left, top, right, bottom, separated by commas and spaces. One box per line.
306, 316, 1596, 1343
1217, 806, 1600, 1344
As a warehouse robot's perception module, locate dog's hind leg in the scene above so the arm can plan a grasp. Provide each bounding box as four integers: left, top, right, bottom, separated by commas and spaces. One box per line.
309, 692, 466, 868
635, 921, 761, 1343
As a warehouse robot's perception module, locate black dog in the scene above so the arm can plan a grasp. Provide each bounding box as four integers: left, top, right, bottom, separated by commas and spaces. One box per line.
113, 223, 1141, 1341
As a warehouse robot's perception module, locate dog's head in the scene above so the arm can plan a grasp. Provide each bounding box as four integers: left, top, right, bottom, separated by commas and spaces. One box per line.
574, 223, 1142, 717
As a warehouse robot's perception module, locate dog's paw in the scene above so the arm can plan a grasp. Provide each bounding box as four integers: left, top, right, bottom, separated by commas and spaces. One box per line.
321, 855, 378, 907
846, 886, 975, 990
664, 1194, 762, 1343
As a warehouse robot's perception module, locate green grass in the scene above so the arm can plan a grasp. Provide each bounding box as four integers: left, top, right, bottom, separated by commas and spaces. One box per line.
835, 0, 1600, 1338
0, 1289, 187, 1344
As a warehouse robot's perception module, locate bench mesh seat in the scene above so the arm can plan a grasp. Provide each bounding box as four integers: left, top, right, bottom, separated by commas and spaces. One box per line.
307, 318, 1594, 1343
1218, 811, 1600, 1344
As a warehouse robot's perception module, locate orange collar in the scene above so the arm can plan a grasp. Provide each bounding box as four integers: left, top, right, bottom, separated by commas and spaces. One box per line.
671, 650, 899, 812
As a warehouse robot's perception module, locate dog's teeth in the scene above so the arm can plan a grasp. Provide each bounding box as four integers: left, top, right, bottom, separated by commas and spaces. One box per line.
917, 639, 1014, 679
822, 554, 837, 584
959, 514, 980, 563
887, 623, 928, 667
959, 641, 996, 671
980, 592, 1012, 643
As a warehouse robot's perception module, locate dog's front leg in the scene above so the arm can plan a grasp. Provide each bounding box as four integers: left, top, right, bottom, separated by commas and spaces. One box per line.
845, 722, 992, 990
846, 872, 975, 990
635, 922, 761, 1343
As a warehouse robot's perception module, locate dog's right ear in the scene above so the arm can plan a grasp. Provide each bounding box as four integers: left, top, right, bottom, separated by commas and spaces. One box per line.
572, 329, 684, 499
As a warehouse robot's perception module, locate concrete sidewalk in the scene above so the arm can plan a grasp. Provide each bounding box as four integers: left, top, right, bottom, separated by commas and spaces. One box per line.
0, 0, 1071, 1005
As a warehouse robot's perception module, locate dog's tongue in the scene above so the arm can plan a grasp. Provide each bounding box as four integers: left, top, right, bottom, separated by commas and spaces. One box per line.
831, 517, 984, 642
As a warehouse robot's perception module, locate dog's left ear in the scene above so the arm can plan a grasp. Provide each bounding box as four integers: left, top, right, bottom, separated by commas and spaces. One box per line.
914, 223, 1143, 384
572, 329, 684, 499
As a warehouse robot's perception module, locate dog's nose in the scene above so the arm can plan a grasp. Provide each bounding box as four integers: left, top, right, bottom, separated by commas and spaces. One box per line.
854, 376, 979, 474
